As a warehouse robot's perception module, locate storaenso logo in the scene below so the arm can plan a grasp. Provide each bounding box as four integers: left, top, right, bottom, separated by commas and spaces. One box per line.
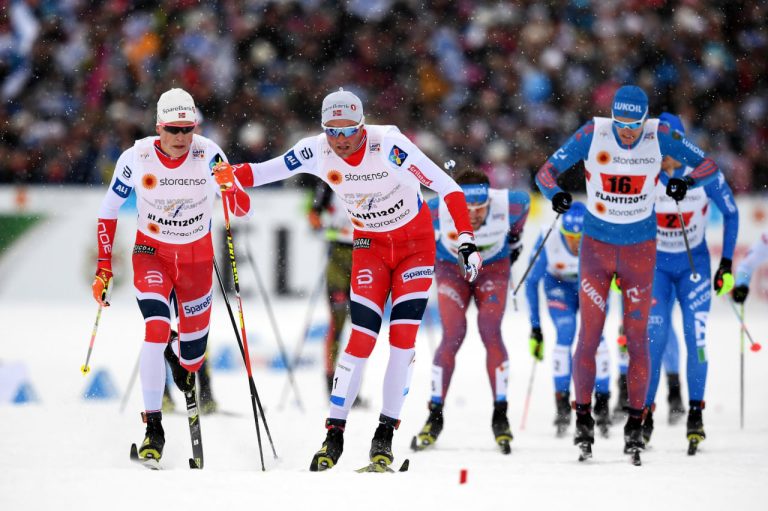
183, 291, 212, 317
159, 177, 207, 186
344, 171, 389, 181
613, 102, 643, 112
350, 199, 404, 220
612, 156, 657, 165
402, 266, 434, 282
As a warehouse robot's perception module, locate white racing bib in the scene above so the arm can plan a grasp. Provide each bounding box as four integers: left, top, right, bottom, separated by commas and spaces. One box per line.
131, 136, 221, 243
543, 225, 579, 281
437, 188, 509, 260
655, 180, 708, 253
584, 117, 662, 224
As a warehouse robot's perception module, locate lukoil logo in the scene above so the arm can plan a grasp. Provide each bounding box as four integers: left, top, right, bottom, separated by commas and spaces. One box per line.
613, 102, 644, 112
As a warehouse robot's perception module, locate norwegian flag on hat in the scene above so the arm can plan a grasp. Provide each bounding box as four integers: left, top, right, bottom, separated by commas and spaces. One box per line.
333, 109, 342, 116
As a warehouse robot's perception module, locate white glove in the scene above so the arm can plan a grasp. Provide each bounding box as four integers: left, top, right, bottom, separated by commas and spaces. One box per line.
457, 233, 482, 283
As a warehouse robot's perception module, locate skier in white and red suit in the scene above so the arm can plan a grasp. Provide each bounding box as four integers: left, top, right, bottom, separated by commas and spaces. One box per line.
91, 88, 251, 462
214, 88, 482, 471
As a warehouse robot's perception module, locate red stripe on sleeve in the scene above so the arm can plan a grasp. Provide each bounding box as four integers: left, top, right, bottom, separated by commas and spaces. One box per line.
536, 162, 557, 189
690, 158, 717, 179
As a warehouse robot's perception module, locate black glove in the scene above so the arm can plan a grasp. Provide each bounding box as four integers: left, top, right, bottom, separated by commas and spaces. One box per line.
509, 233, 523, 265
713, 257, 734, 296
552, 191, 572, 214
529, 327, 544, 361
732, 285, 750, 304
666, 176, 694, 202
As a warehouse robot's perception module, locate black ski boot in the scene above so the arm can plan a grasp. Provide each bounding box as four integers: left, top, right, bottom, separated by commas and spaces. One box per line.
309, 418, 345, 471
138, 411, 165, 461
687, 401, 706, 455
491, 401, 513, 454
165, 331, 195, 393
667, 373, 686, 425
642, 404, 655, 444
623, 409, 645, 465
594, 392, 612, 438
198, 359, 218, 414
574, 404, 594, 461
554, 392, 571, 437
411, 401, 444, 451
612, 374, 629, 421
370, 414, 398, 466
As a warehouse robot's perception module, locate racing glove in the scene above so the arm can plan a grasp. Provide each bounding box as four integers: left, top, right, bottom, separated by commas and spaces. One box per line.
529, 327, 544, 361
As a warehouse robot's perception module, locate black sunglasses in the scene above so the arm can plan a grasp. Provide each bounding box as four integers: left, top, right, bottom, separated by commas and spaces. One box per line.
162, 125, 195, 135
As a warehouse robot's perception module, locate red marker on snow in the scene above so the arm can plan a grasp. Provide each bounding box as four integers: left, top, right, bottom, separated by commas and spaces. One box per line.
459, 468, 468, 484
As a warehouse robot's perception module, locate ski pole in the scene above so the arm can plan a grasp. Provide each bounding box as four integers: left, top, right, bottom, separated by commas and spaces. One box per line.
513, 214, 560, 296
242, 230, 305, 412
675, 200, 700, 283
81, 281, 111, 375
739, 303, 745, 430
509, 271, 518, 312
218, 195, 277, 468
119, 349, 141, 413
278, 257, 327, 410
727, 298, 762, 352
519, 358, 537, 430
214, 257, 276, 467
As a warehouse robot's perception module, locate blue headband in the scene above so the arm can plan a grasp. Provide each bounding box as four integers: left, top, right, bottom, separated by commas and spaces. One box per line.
461, 183, 489, 205
612, 85, 648, 121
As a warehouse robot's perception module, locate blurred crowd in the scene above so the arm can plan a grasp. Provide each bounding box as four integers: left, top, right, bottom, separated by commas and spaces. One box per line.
1, 0, 766, 193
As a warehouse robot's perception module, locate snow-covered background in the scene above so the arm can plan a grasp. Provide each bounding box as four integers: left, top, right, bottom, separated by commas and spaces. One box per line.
1, 188, 767, 510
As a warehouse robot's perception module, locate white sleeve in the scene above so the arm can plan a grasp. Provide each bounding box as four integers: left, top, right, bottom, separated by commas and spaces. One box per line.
97, 148, 135, 219
735, 232, 768, 287
249, 136, 320, 186
382, 129, 461, 198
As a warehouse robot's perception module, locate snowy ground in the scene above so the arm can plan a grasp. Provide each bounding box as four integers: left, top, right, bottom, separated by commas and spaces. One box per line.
1, 290, 767, 511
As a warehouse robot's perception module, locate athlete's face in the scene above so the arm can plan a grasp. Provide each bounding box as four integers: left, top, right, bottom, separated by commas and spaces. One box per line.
564, 233, 581, 255
467, 203, 489, 231
324, 119, 365, 159
156, 122, 196, 158
613, 116, 644, 146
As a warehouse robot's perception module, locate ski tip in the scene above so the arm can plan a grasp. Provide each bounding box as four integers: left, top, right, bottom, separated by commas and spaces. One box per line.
189, 457, 203, 469
631, 450, 642, 466
130, 443, 139, 460
399, 459, 410, 472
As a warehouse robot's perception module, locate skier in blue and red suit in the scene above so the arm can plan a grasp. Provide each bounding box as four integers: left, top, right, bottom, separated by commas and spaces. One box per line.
534, 85, 721, 458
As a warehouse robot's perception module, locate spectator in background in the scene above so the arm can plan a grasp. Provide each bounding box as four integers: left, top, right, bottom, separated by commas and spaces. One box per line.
1, 1, 766, 192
